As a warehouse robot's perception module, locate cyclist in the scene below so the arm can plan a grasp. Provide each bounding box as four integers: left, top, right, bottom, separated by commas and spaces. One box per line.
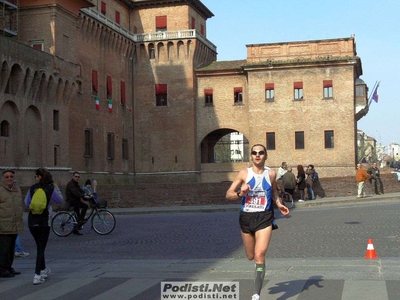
65, 172, 92, 235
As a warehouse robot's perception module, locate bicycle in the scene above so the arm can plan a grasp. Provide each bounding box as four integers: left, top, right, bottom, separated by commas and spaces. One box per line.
51, 203, 116, 237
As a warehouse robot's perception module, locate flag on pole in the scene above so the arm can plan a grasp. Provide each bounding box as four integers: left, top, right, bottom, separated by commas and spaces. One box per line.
124, 104, 132, 112
94, 96, 100, 110
107, 99, 113, 113
371, 82, 380, 103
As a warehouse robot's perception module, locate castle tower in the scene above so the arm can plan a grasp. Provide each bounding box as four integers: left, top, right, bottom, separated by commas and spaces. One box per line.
130, 0, 216, 181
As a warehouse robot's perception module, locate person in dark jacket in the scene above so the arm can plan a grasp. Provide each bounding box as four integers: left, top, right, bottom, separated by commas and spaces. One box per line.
367, 162, 383, 195
25, 168, 63, 285
305, 164, 316, 200
296, 165, 307, 202
282, 167, 296, 202
0, 169, 23, 278
65, 171, 91, 235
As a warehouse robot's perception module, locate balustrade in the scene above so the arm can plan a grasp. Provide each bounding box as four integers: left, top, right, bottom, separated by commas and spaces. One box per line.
81, 8, 216, 52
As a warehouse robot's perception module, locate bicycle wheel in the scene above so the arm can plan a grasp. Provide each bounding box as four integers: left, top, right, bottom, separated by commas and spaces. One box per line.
91, 209, 116, 235
51, 211, 76, 237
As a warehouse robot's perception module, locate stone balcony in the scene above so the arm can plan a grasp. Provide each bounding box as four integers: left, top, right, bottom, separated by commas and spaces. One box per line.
81, 7, 217, 53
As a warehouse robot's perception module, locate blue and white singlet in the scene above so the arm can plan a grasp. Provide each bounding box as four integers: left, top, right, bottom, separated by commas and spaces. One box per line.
240, 167, 273, 212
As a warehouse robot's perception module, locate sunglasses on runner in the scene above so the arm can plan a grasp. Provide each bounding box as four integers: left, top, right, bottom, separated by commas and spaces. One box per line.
251, 150, 265, 156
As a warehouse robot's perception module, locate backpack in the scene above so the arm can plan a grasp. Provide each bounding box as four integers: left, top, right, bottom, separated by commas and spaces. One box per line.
29, 188, 47, 214
312, 171, 319, 182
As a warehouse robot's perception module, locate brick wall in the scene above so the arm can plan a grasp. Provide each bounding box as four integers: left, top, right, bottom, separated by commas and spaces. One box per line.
196, 37, 361, 179
84, 172, 400, 208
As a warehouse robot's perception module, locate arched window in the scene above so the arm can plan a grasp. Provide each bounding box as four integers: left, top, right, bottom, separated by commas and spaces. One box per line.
0, 120, 10, 137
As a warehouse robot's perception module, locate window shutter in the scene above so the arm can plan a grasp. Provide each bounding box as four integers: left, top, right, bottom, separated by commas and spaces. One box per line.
191, 17, 196, 29
120, 81, 126, 104
323, 80, 333, 87
32, 44, 42, 51
156, 16, 167, 29
265, 83, 274, 89
107, 76, 112, 97
234, 87, 242, 93
115, 11, 120, 24
92, 70, 98, 93
204, 89, 213, 95
155, 84, 167, 94
294, 82, 303, 89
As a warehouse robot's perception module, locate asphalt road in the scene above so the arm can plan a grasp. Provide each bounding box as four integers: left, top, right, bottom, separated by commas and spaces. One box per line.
5, 198, 400, 300
18, 199, 400, 260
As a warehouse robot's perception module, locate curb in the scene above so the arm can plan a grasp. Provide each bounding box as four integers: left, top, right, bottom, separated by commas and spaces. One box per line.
108, 193, 400, 216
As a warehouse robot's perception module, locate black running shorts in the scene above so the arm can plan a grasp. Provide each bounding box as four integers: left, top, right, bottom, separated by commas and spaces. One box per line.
239, 210, 273, 235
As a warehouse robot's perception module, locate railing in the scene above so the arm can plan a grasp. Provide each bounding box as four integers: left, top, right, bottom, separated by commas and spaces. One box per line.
81, 8, 217, 52
0, 0, 18, 9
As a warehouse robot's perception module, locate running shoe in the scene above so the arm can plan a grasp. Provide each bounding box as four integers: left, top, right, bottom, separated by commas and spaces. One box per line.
40, 268, 51, 279
15, 251, 29, 258
33, 274, 45, 285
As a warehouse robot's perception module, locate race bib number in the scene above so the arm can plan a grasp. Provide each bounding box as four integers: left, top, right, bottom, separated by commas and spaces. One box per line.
243, 191, 267, 212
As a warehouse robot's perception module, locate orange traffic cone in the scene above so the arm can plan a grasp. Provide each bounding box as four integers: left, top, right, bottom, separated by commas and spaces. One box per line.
364, 238, 378, 259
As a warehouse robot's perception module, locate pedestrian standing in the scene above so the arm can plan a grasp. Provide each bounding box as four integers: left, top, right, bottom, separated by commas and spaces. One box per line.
277, 162, 288, 180
226, 144, 289, 300
0, 169, 23, 278
367, 162, 384, 195
25, 168, 63, 285
305, 164, 316, 200
282, 167, 296, 202
14, 235, 29, 258
296, 165, 306, 202
356, 163, 369, 198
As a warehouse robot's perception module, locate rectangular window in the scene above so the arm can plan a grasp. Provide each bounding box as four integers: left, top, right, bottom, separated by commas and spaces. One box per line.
200, 24, 204, 35
265, 83, 275, 101
356, 85, 364, 97
53, 146, 59, 166
156, 16, 167, 31
101, 1, 106, 15
234, 87, 243, 104
155, 84, 168, 106
149, 45, 155, 59
0, 121, 9, 137
107, 75, 112, 99
31, 40, 44, 51
294, 82, 303, 100
266, 132, 276, 150
84, 129, 93, 157
325, 130, 334, 148
107, 132, 115, 160
53, 110, 59, 131
120, 81, 126, 105
204, 89, 213, 106
92, 70, 98, 95
323, 80, 333, 98
295, 131, 304, 149
191, 17, 196, 29
115, 11, 120, 24
122, 138, 129, 160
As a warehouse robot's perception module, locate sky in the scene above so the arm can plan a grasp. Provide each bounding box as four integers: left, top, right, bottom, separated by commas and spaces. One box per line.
200, 0, 400, 149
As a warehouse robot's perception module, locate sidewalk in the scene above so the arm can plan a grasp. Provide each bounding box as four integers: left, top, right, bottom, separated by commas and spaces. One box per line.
107, 192, 400, 215
7, 257, 400, 299
5, 192, 400, 300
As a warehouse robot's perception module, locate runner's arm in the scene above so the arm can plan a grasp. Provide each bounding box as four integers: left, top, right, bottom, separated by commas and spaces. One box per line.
226, 169, 249, 200
270, 169, 290, 215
